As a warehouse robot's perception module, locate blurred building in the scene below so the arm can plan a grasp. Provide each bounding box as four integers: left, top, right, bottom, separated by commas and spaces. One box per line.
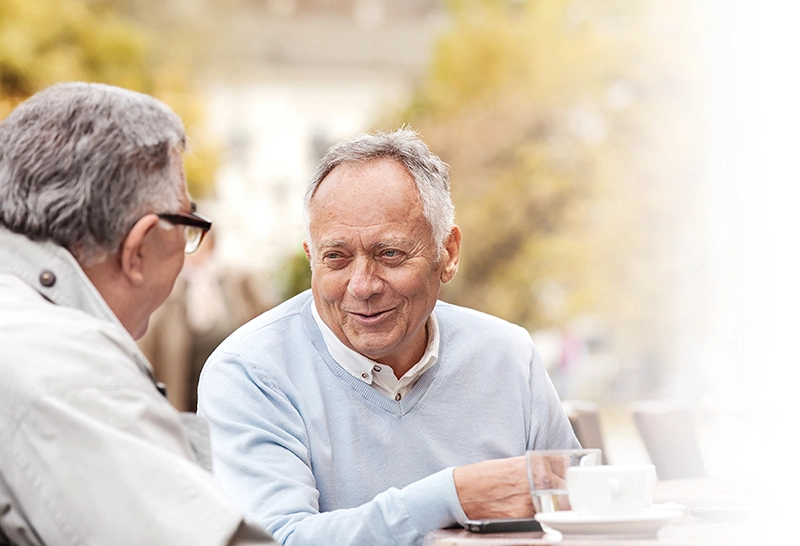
195, 0, 448, 273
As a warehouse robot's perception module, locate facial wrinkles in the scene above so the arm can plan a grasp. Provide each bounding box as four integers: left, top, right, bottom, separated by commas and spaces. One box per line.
314, 230, 433, 311
317, 220, 434, 271
307, 158, 446, 367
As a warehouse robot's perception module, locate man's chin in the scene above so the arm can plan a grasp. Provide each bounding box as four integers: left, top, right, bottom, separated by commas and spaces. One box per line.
346, 334, 397, 363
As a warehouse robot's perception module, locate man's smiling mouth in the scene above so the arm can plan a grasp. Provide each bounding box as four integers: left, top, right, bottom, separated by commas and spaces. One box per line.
348, 309, 393, 324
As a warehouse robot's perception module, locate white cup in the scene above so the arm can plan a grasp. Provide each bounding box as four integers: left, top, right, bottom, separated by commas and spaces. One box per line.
566, 464, 656, 517
629, 463, 656, 508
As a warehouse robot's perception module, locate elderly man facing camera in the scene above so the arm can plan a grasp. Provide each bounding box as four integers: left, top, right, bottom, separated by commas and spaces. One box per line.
0, 83, 276, 545
198, 129, 579, 545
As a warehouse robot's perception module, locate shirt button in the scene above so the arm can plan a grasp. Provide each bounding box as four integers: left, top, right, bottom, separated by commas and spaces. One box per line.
361, 372, 368, 379
373, 365, 382, 372
39, 270, 57, 287
395, 393, 401, 401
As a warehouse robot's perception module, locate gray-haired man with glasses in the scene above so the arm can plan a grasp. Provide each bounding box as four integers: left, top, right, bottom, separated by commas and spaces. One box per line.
0, 83, 275, 545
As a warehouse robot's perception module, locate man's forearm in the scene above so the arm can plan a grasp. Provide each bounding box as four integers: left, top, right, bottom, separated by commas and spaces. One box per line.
269, 468, 464, 546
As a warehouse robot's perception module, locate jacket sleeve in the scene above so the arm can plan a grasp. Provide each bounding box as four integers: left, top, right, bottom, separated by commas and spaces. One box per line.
0, 344, 276, 546
197, 352, 466, 546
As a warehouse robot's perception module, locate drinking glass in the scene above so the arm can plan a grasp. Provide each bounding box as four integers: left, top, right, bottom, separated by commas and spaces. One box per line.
525, 448, 602, 513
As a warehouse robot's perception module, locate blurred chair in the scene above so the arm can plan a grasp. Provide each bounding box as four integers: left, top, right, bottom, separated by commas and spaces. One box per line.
631, 400, 706, 480
561, 399, 608, 464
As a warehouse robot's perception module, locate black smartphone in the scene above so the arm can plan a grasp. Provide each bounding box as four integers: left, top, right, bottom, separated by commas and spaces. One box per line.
463, 517, 542, 533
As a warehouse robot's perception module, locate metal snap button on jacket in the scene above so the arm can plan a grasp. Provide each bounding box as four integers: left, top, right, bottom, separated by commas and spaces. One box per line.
39, 270, 56, 287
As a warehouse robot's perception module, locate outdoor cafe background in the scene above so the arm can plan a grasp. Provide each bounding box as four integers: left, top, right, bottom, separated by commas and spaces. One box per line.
2, 0, 796, 496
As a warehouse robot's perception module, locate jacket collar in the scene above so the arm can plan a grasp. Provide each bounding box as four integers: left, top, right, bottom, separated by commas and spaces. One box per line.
0, 227, 156, 380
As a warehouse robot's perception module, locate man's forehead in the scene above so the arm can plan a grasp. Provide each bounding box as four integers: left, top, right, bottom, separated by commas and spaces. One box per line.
312, 158, 417, 202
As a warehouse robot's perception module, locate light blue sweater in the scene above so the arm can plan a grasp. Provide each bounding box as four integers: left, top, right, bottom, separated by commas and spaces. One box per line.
198, 290, 579, 546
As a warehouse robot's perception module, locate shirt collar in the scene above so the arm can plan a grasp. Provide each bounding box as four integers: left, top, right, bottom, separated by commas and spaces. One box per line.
311, 300, 440, 388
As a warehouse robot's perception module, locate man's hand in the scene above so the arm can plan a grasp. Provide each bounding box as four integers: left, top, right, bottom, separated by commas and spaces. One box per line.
528, 454, 568, 491
452, 456, 534, 520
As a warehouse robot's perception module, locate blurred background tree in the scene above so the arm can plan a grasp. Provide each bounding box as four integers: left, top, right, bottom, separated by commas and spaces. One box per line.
390, 0, 706, 398
278, 249, 313, 302
0, 0, 218, 198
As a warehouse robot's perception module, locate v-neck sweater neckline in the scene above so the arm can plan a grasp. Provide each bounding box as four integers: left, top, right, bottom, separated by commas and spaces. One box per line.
300, 298, 441, 417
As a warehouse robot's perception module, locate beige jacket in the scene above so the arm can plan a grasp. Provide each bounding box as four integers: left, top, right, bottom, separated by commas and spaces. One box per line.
0, 228, 275, 546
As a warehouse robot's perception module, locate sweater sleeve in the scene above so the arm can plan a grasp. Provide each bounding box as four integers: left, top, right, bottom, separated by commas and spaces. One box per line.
527, 342, 582, 450
197, 352, 466, 546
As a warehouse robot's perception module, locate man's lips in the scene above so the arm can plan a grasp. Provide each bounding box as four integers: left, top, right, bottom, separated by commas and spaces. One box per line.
346, 308, 394, 325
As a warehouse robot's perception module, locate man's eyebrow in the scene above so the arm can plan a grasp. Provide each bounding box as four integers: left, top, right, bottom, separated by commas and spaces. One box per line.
190, 202, 197, 213
315, 238, 410, 250
372, 239, 409, 250
316, 239, 346, 248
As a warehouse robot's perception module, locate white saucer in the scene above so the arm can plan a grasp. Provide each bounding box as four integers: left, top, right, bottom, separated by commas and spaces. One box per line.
534, 508, 683, 538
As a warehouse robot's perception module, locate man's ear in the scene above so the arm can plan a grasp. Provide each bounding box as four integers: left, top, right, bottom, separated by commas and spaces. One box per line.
440, 226, 462, 284
303, 240, 313, 262
119, 214, 160, 286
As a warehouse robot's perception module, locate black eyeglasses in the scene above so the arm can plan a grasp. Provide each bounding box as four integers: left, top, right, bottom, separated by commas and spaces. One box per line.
157, 211, 212, 255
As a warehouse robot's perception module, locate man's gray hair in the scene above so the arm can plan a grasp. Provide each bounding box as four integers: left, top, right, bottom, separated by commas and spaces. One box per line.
0, 82, 187, 264
304, 128, 455, 256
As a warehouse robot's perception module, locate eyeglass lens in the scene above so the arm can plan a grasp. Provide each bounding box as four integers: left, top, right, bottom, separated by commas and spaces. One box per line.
184, 225, 205, 254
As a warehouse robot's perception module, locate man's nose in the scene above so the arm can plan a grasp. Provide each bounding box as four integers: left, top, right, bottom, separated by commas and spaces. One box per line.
347, 257, 384, 300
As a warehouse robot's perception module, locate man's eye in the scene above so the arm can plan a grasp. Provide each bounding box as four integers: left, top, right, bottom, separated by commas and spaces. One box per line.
322, 253, 349, 269
381, 250, 404, 262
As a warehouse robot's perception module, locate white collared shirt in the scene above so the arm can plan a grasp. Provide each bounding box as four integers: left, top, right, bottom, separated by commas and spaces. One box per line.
311, 302, 439, 401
